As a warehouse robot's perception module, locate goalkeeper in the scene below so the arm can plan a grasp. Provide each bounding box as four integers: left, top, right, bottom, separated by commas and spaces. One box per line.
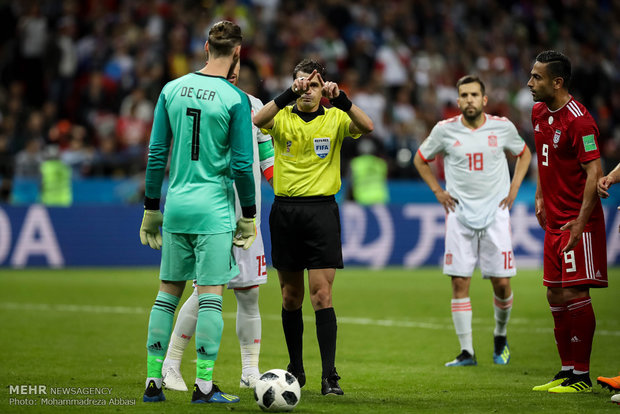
160, 60, 274, 392
139, 21, 255, 405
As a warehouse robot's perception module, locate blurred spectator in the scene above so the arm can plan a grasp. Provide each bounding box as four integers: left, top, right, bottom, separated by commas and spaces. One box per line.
311, 21, 348, 79
349, 137, 389, 206
92, 136, 127, 177
115, 100, 149, 173
20, 110, 46, 152
47, 119, 72, 149
166, 23, 190, 80
352, 69, 389, 144
375, 29, 411, 99
119, 87, 153, 124
41, 144, 72, 206
16, 2, 48, 107
48, 16, 78, 115
61, 125, 95, 177
0, 133, 13, 202
78, 71, 118, 130
14, 138, 43, 178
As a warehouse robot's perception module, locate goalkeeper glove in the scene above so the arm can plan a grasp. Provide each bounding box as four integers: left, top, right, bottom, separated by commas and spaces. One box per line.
140, 209, 163, 250
233, 216, 256, 250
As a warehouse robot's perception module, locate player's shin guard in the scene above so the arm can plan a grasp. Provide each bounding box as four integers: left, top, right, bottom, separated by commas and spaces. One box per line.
493, 293, 513, 337
451, 298, 474, 355
234, 288, 261, 375
282, 307, 304, 371
567, 297, 595, 373
195, 293, 223, 393
316, 307, 337, 378
550, 303, 574, 368
146, 291, 180, 379
167, 289, 198, 362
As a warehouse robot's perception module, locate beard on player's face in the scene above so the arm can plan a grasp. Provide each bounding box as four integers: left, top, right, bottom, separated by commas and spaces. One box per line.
461, 106, 483, 122
532, 84, 553, 103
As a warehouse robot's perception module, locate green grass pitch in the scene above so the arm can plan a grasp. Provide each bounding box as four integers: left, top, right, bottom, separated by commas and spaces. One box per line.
1, 267, 618, 413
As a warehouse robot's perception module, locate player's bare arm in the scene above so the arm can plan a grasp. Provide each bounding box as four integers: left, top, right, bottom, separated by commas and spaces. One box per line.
500, 145, 532, 210
534, 174, 546, 229
253, 101, 278, 130
597, 162, 620, 198
413, 151, 457, 213
345, 102, 374, 135
560, 158, 603, 252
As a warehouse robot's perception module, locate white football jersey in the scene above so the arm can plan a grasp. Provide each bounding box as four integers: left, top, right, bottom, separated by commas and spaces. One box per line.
418, 114, 526, 230
234, 93, 273, 225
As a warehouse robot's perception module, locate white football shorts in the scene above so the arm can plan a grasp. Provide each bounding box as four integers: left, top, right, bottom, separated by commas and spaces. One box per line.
443, 206, 516, 278
227, 226, 269, 289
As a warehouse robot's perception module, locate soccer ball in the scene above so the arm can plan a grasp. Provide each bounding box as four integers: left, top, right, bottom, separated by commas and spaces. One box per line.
254, 369, 301, 412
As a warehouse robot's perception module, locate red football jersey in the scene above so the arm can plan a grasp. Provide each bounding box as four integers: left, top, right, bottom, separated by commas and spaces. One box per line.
532, 97, 604, 230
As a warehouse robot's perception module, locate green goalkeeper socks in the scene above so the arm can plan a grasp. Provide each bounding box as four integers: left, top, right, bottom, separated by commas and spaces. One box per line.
195, 293, 223, 381
146, 291, 180, 378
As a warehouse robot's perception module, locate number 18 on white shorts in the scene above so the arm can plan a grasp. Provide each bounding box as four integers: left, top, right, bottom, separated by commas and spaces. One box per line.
443, 207, 516, 279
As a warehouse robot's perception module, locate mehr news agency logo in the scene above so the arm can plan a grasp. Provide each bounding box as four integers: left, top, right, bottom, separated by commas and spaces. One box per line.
8, 384, 136, 406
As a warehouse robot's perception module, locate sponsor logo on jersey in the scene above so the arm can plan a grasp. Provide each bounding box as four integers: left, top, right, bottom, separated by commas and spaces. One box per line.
453, 140, 461, 147
445, 253, 453, 265
314, 137, 330, 159
553, 129, 561, 148
582, 134, 597, 152
488, 134, 497, 147
548, 115, 554, 125
534, 123, 540, 132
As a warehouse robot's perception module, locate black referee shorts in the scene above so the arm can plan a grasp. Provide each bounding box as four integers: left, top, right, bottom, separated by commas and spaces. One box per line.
269, 195, 343, 271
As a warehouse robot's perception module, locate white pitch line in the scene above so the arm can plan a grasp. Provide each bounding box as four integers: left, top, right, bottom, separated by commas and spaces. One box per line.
1, 302, 619, 337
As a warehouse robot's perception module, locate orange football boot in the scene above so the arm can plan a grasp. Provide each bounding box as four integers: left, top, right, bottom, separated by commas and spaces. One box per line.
597, 374, 620, 392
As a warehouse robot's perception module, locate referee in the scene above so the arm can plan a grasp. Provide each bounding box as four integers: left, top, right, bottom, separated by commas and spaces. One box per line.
253, 59, 373, 395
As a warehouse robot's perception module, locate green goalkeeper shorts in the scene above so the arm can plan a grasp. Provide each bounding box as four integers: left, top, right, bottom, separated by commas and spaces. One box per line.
159, 231, 239, 286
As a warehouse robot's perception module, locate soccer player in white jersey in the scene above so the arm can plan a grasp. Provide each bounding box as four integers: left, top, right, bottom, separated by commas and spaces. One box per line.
161, 61, 274, 391
414, 75, 531, 367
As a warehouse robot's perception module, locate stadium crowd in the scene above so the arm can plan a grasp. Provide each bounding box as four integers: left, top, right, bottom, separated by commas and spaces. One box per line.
0, 0, 619, 202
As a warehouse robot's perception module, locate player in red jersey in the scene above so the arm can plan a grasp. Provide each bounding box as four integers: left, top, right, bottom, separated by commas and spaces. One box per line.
528, 50, 607, 394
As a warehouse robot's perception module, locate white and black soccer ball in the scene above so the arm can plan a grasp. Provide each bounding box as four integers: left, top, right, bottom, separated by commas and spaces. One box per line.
254, 369, 301, 412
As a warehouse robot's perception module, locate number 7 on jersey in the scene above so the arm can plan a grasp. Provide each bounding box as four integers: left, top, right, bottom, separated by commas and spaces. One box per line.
187, 107, 201, 161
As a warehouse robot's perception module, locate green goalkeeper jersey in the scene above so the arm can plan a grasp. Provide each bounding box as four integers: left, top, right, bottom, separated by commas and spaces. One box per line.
145, 72, 255, 234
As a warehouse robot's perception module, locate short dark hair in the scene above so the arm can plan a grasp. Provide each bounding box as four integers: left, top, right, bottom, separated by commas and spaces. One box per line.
456, 75, 485, 95
292, 59, 326, 80
208, 21, 242, 58
535, 50, 571, 88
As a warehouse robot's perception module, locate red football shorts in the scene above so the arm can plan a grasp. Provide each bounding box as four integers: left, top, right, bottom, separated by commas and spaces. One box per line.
543, 220, 608, 288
